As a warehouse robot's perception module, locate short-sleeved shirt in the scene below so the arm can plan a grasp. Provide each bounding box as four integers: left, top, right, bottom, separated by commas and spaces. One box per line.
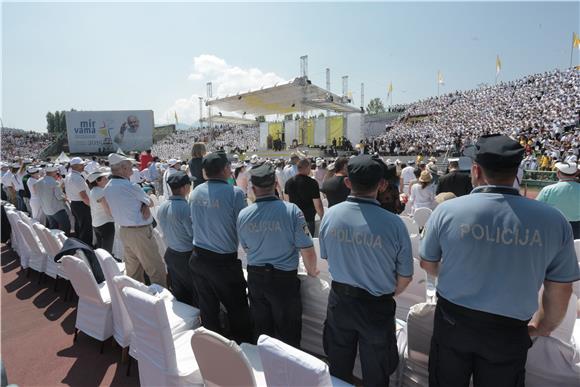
401, 166, 415, 186
237, 196, 313, 271
285, 174, 320, 221
536, 180, 580, 222
103, 176, 153, 227
420, 185, 580, 321
36, 176, 67, 216
189, 179, 247, 254
321, 175, 351, 207
319, 196, 413, 296
157, 196, 194, 252
64, 170, 89, 201
163, 168, 178, 197
89, 187, 114, 227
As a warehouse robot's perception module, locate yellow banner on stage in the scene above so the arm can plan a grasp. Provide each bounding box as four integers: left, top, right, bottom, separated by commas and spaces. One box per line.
268, 122, 282, 140
306, 119, 314, 145
327, 116, 344, 144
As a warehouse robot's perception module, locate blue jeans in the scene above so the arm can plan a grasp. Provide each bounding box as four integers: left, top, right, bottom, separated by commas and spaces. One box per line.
46, 209, 70, 235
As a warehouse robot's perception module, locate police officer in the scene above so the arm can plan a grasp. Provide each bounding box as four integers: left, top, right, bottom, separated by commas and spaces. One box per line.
189, 150, 253, 343
420, 134, 580, 387
319, 155, 414, 386
237, 162, 319, 347
157, 171, 198, 307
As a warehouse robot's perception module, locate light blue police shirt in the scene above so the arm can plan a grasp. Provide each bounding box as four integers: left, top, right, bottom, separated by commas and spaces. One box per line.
157, 195, 194, 253
420, 185, 580, 321
237, 196, 313, 271
189, 179, 247, 254
319, 196, 413, 296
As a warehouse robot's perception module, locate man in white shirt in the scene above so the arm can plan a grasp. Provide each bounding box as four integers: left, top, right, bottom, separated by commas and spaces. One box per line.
36, 165, 70, 233
162, 159, 181, 199
64, 157, 93, 245
400, 161, 416, 194
103, 153, 167, 287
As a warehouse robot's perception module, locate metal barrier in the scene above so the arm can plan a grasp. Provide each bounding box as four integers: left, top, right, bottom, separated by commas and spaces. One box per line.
521, 170, 558, 196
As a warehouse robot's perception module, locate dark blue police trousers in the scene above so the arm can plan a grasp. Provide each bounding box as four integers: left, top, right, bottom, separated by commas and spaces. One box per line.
164, 247, 198, 307
189, 247, 253, 344
323, 284, 398, 387
429, 296, 531, 387
247, 265, 302, 348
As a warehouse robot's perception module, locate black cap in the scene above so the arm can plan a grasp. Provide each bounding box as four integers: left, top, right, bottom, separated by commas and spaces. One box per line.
465, 134, 524, 170
167, 171, 193, 189
347, 155, 385, 187
249, 163, 276, 187
202, 150, 229, 171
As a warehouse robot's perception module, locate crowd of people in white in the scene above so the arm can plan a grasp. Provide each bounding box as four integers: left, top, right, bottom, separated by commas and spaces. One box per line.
0, 129, 53, 160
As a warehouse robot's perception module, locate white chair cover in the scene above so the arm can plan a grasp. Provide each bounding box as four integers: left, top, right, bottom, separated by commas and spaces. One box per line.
33, 223, 57, 279
394, 259, 427, 321
45, 228, 68, 280
574, 239, 580, 263
121, 287, 202, 386
16, 220, 47, 274
413, 208, 432, 229
6, 210, 27, 266
61, 255, 113, 341
152, 227, 167, 258
400, 215, 420, 237
298, 274, 331, 356
191, 327, 265, 386
258, 334, 351, 387
526, 336, 580, 387
401, 303, 436, 387
95, 249, 133, 348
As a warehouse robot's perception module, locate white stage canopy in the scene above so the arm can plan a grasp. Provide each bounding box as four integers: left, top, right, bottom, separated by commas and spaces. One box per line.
206, 77, 360, 116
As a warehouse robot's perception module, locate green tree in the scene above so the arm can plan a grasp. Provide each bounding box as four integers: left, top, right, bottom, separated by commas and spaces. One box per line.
255, 115, 266, 123
60, 111, 67, 133
46, 112, 55, 134
366, 98, 386, 115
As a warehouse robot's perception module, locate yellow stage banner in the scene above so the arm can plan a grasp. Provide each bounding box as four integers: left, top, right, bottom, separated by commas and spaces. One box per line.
268, 122, 282, 140
327, 116, 344, 144
306, 119, 314, 145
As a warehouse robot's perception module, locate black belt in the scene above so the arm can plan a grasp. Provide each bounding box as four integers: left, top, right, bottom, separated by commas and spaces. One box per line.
247, 264, 297, 277
332, 281, 394, 301
194, 245, 238, 263
437, 295, 529, 328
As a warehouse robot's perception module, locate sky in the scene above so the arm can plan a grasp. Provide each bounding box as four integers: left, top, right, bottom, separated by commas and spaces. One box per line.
2, 1, 579, 132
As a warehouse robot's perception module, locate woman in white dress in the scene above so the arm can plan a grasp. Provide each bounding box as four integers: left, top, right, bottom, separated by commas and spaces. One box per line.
26, 167, 44, 222
409, 170, 436, 212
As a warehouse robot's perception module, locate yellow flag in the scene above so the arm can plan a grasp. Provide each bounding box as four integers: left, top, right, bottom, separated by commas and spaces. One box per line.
388, 82, 393, 95
437, 71, 444, 85
174, 111, 179, 125
496, 55, 502, 75
574, 32, 580, 49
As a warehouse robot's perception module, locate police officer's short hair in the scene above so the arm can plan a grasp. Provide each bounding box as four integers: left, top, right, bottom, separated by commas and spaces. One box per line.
297, 158, 310, 170
202, 151, 229, 177
334, 157, 349, 172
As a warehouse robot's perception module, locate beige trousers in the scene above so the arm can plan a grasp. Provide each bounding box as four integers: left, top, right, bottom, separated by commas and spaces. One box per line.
119, 225, 167, 287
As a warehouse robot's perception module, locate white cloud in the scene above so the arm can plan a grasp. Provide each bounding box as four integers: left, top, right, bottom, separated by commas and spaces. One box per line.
161, 54, 287, 125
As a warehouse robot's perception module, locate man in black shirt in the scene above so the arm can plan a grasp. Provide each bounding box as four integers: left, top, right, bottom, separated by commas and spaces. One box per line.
321, 157, 350, 207
436, 158, 473, 197
284, 158, 324, 236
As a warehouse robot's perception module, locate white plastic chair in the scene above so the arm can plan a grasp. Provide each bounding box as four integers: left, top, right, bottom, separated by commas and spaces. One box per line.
258, 334, 351, 386
525, 335, 580, 387
17, 220, 47, 276
191, 327, 265, 386
121, 286, 203, 386
298, 274, 331, 356
45, 227, 68, 281
61, 255, 113, 350
400, 215, 420, 237
413, 208, 432, 230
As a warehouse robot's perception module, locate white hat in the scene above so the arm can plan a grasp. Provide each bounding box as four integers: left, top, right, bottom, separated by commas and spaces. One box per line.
316, 159, 323, 167
10, 162, 20, 168
168, 158, 180, 166
250, 154, 259, 164
87, 171, 110, 183
448, 158, 460, 162
45, 165, 59, 173
108, 153, 133, 166
26, 166, 39, 174
69, 157, 86, 166
555, 162, 578, 175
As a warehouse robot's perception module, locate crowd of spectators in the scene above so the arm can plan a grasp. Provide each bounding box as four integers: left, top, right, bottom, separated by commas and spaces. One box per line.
362, 68, 579, 166
0, 129, 53, 160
